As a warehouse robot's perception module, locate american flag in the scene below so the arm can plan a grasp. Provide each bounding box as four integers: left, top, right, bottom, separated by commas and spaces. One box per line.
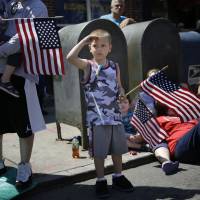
141, 71, 200, 122
15, 18, 65, 75
131, 98, 168, 149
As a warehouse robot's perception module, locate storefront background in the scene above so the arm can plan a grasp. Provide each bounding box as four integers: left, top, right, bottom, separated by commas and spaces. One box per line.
56, 0, 110, 24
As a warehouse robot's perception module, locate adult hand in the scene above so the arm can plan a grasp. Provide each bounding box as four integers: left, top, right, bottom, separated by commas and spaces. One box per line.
120, 18, 136, 29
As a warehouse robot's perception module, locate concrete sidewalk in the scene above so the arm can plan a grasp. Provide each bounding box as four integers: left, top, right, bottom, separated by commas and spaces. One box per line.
3, 119, 154, 198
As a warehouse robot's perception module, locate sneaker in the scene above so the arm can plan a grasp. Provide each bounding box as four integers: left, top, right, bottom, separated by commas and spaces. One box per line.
162, 161, 179, 175
15, 162, 32, 189
0, 81, 20, 98
95, 179, 110, 199
0, 160, 6, 175
112, 175, 134, 192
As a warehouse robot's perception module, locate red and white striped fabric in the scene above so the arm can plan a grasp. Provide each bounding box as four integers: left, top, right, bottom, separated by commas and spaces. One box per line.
131, 99, 168, 149
15, 18, 65, 75
141, 71, 200, 122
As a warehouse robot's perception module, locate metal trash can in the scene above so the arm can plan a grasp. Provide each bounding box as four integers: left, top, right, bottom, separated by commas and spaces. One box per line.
179, 31, 200, 86
54, 19, 128, 149
122, 18, 181, 98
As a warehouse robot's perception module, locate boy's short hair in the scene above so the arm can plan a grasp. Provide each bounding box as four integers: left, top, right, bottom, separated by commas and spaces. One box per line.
89, 29, 112, 43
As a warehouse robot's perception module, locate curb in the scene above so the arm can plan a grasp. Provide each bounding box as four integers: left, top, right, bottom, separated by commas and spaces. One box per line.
13, 153, 155, 200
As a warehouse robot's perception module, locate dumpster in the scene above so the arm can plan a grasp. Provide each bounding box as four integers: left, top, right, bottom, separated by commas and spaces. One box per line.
54, 19, 128, 149
122, 18, 181, 98
179, 31, 200, 86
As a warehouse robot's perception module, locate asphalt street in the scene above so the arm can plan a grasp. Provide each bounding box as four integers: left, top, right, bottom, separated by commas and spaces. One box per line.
18, 161, 200, 200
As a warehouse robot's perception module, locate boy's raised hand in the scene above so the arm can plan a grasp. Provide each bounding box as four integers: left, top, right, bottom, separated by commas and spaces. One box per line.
82, 35, 98, 44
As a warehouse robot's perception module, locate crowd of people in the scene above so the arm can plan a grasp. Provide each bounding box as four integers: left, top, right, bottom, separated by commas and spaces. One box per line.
0, 0, 199, 199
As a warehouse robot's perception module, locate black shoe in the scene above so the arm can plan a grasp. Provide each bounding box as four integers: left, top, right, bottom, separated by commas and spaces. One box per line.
0, 160, 6, 175
0, 81, 20, 98
112, 175, 134, 192
96, 180, 110, 199
162, 161, 179, 175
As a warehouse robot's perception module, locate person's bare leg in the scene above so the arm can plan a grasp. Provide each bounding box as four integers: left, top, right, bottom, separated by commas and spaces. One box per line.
155, 147, 179, 175
94, 157, 105, 179
1, 65, 15, 83
19, 134, 34, 163
94, 157, 110, 198
154, 146, 170, 163
111, 155, 122, 174
16, 135, 34, 186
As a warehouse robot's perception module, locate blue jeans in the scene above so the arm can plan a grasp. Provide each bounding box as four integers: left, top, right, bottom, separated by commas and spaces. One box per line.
174, 122, 200, 164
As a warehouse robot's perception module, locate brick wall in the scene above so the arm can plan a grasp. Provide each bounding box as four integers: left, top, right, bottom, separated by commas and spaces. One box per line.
125, 0, 138, 19
43, 0, 56, 17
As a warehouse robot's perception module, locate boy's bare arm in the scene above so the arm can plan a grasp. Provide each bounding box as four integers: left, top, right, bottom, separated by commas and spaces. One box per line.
66, 35, 98, 70
116, 63, 125, 97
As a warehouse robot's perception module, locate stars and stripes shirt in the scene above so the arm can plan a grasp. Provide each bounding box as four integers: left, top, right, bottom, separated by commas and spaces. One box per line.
141, 71, 200, 122
131, 99, 169, 149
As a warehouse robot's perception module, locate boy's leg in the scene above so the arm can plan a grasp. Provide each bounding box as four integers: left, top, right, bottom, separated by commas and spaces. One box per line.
93, 125, 111, 198
94, 157, 110, 198
154, 146, 179, 175
111, 154, 134, 192
1, 65, 15, 83
94, 157, 105, 179
111, 125, 134, 192
111, 154, 122, 174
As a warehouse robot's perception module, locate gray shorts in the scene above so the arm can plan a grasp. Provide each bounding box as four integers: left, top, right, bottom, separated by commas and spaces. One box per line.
91, 124, 128, 159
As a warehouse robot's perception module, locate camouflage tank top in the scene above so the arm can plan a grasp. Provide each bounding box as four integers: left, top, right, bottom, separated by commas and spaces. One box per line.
82, 60, 122, 126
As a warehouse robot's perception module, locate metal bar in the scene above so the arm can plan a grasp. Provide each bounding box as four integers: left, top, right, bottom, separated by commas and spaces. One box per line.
56, 120, 63, 141
86, 0, 92, 21
2, 16, 64, 21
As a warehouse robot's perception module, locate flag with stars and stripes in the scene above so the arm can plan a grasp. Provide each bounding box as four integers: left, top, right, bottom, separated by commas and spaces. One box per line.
15, 18, 65, 75
131, 98, 168, 149
141, 71, 200, 122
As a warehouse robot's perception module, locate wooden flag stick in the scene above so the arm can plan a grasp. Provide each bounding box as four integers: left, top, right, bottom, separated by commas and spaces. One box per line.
125, 65, 168, 97
1, 16, 64, 21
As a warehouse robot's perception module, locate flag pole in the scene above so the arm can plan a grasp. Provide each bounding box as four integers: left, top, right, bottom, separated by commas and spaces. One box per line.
125, 65, 168, 97
1, 16, 64, 21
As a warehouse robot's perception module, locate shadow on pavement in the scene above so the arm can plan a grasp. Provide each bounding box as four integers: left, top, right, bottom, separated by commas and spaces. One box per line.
13, 183, 200, 200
